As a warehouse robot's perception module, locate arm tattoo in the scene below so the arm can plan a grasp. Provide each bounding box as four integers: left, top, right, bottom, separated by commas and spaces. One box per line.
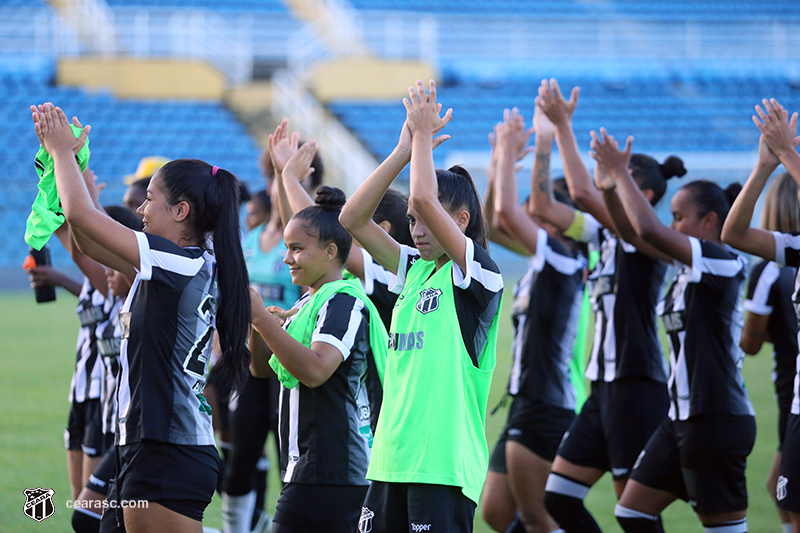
535, 151, 552, 197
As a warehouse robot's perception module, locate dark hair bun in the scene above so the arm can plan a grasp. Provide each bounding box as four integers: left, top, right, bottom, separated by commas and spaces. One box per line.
314, 185, 346, 211
724, 182, 743, 206
448, 164, 471, 179
659, 156, 687, 180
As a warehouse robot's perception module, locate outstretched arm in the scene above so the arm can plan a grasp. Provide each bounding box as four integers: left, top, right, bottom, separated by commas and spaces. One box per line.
528, 102, 579, 231
340, 122, 412, 275
721, 133, 782, 260
593, 128, 692, 265
269, 119, 302, 228
404, 80, 467, 270
538, 79, 615, 232
494, 110, 542, 255
33, 104, 140, 271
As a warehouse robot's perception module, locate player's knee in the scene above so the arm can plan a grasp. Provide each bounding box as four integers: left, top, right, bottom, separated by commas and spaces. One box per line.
544, 473, 601, 533
614, 505, 662, 533
72, 508, 101, 533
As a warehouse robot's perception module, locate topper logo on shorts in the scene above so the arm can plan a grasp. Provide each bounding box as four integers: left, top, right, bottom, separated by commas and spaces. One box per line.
416, 288, 442, 314
23, 488, 55, 522
777, 476, 788, 501
411, 524, 432, 532
358, 507, 374, 533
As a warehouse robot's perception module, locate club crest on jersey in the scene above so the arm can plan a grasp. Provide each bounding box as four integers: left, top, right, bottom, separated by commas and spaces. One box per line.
23, 488, 55, 522
415, 288, 442, 314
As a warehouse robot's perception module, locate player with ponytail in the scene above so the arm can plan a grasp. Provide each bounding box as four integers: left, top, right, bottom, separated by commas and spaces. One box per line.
32, 102, 250, 532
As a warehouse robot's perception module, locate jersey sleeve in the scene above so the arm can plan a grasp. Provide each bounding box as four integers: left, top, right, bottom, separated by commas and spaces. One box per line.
743, 261, 779, 316
563, 210, 602, 246
389, 244, 421, 295
312, 293, 367, 361
773, 231, 800, 268
361, 248, 397, 296
452, 236, 504, 367
685, 236, 745, 290
135, 232, 207, 290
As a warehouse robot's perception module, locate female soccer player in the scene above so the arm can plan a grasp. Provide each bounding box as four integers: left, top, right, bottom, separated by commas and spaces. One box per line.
248, 181, 387, 533
739, 171, 799, 533
722, 98, 800, 533
340, 79, 503, 533
492, 107, 587, 533
591, 128, 755, 533
535, 79, 675, 533
33, 102, 251, 533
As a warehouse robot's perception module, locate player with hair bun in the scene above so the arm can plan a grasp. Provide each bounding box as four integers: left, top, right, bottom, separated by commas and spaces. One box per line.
341, 79, 503, 533
535, 79, 678, 533
592, 127, 754, 533
249, 177, 388, 532
33, 102, 251, 533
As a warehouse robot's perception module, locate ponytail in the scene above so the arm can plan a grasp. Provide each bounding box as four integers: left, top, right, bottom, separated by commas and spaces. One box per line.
159, 159, 251, 392
436, 165, 488, 250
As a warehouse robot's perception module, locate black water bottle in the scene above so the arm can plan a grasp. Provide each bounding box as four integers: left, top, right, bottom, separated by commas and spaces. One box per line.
29, 245, 56, 303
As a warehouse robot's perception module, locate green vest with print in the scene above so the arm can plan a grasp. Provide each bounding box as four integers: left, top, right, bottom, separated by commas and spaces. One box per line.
366, 257, 498, 504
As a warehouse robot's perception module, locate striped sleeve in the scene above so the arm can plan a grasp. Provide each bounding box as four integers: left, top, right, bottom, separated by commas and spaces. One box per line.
686, 236, 745, 290
389, 244, 420, 295
773, 231, 800, 268
452, 236, 504, 367
312, 293, 367, 361
743, 261, 779, 316
361, 248, 397, 296
135, 232, 207, 290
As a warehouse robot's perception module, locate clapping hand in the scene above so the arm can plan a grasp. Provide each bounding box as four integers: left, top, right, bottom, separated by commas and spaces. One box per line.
753, 98, 800, 159
537, 79, 580, 127
403, 79, 453, 137
269, 119, 300, 175
590, 128, 633, 191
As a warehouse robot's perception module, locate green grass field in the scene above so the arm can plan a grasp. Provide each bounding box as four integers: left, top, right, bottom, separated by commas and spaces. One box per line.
0, 289, 785, 532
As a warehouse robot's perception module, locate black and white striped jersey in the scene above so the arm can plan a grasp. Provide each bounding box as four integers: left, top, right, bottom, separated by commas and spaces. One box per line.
772, 231, 800, 415
96, 296, 124, 436
585, 227, 668, 383
358, 247, 397, 330
69, 277, 107, 403
744, 260, 798, 412
278, 290, 374, 486
508, 229, 585, 410
116, 233, 217, 446
658, 237, 753, 421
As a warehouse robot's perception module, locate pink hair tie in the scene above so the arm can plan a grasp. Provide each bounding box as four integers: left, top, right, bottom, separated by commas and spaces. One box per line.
211, 165, 220, 177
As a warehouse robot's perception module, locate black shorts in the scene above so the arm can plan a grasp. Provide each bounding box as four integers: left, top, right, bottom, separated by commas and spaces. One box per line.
66, 399, 113, 458
556, 378, 669, 480
488, 429, 508, 475
271, 483, 368, 533
506, 397, 574, 462
86, 447, 117, 496
99, 440, 219, 531
361, 481, 476, 533
778, 413, 800, 513
778, 404, 790, 450
630, 415, 756, 514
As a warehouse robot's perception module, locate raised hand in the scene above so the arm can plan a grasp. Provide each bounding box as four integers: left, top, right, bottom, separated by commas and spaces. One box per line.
31, 103, 89, 157
537, 79, 580, 126
590, 128, 633, 190
756, 133, 780, 170
282, 141, 317, 183
403, 79, 453, 136
753, 98, 800, 159
269, 118, 300, 174
533, 100, 556, 138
